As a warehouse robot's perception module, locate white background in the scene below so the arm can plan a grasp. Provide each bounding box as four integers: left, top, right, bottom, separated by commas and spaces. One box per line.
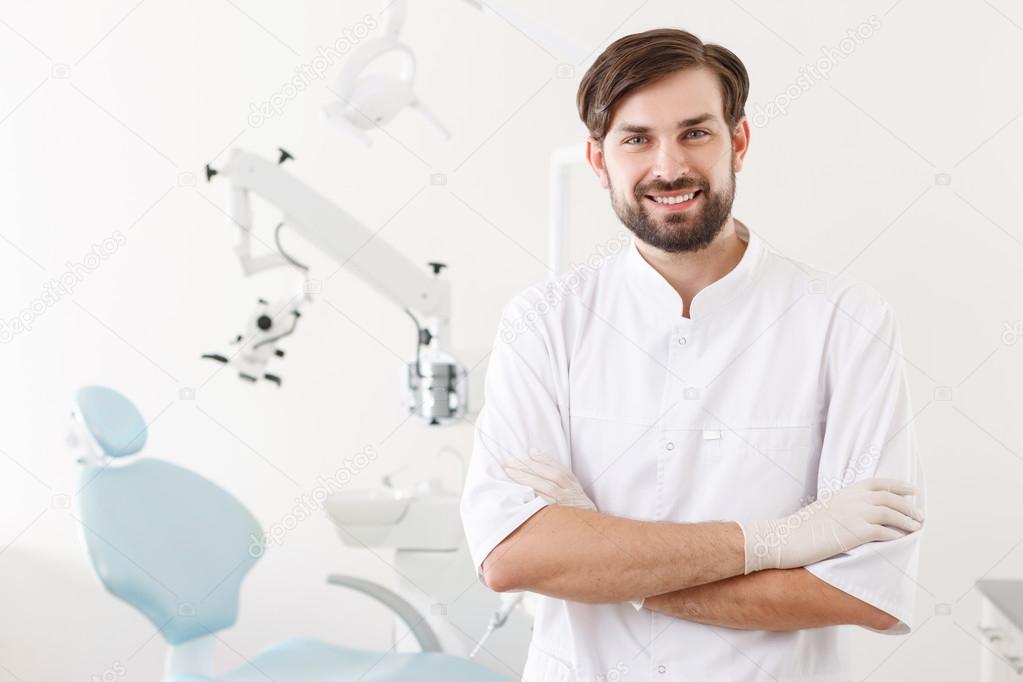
1, 0, 1022, 680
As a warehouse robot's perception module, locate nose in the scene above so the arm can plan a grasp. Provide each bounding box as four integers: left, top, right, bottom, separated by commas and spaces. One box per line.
651, 143, 691, 182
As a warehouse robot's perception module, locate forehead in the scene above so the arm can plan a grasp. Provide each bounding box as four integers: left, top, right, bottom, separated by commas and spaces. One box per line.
609, 67, 725, 131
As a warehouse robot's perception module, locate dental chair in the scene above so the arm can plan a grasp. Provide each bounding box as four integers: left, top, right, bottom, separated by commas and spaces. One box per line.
69, 385, 511, 681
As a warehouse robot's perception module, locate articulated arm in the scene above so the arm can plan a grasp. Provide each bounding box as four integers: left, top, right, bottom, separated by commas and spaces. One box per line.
217, 149, 450, 338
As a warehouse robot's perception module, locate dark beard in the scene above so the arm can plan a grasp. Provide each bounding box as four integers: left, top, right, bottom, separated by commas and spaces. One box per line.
610, 167, 735, 253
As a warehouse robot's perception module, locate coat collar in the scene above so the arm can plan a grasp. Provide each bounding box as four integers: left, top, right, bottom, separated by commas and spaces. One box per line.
624, 219, 766, 320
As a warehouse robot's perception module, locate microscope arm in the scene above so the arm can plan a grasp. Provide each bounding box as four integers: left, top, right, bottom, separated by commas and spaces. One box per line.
216, 149, 452, 350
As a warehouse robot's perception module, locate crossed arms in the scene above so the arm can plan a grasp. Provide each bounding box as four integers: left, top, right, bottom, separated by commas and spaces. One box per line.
471, 293, 924, 634
481, 504, 898, 631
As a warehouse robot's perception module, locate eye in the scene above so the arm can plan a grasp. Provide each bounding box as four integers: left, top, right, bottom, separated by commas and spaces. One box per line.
624, 135, 647, 145
685, 130, 709, 139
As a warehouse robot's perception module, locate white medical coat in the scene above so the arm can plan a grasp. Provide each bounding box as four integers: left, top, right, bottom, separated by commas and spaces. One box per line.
460, 221, 926, 681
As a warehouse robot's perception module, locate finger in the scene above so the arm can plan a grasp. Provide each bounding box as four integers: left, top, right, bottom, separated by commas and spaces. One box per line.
872, 507, 923, 534
873, 490, 925, 522
523, 460, 571, 485
525, 449, 576, 484
503, 453, 533, 469
528, 446, 554, 461
869, 525, 910, 542
864, 478, 918, 496
508, 475, 564, 502
505, 467, 552, 489
528, 447, 566, 469
501, 470, 548, 490
506, 455, 562, 480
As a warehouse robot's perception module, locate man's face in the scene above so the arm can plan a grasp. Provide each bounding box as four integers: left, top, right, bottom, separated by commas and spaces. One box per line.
588, 67, 749, 253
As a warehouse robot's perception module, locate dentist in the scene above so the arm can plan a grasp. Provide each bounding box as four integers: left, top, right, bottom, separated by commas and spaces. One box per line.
461, 27, 926, 681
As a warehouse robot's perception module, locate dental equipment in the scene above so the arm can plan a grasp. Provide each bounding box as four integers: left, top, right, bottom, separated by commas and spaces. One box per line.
201, 288, 305, 387
69, 385, 511, 681
326, 0, 586, 145
469, 592, 524, 658
325, 475, 533, 670
325, 1, 450, 145
204, 147, 468, 424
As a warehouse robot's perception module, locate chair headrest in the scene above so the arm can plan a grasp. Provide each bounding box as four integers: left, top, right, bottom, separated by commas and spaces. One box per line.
74, 385, 147, 458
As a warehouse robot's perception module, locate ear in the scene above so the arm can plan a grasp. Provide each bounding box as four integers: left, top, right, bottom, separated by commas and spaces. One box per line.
585, 138, 610, 190
731, 116, 751, 173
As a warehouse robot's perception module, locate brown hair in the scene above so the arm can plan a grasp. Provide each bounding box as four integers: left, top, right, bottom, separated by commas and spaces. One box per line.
577, 28, 749, 143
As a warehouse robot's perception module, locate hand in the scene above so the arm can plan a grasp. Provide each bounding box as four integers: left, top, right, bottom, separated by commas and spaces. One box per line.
503, 447, 596, 511
737, 477, 925, 574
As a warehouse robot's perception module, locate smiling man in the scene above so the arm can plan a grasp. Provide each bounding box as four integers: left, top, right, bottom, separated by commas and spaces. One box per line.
460, 28, 926, 681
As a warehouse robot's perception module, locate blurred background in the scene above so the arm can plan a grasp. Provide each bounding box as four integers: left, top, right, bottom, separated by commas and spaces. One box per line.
1, 0, 1022, 680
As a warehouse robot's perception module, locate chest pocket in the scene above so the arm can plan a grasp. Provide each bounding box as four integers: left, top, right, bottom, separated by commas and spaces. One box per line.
677, 422, 824, 521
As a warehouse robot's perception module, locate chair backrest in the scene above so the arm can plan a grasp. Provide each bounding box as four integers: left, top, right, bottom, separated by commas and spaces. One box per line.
74, 386, 264, 645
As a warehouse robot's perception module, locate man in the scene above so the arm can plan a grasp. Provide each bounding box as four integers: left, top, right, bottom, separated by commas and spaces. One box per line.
460, 28, 926, 681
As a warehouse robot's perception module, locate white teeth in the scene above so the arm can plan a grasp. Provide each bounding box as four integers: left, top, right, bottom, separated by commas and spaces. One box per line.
652, 192, 696, 205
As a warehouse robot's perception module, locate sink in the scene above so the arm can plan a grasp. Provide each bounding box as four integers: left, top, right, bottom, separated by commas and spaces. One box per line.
324, 489, 410, 526
324, 487, 463, 551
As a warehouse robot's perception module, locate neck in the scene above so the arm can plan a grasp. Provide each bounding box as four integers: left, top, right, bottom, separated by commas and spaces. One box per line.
635, 216, 748, 318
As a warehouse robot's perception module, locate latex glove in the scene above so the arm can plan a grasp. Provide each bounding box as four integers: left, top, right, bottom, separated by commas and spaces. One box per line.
503, 447, 596, 511
737, 477, 925, 574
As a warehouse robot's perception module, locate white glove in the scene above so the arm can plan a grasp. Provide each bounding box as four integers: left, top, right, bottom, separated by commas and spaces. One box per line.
503, 447, 596, 511
737, 477, 924, 574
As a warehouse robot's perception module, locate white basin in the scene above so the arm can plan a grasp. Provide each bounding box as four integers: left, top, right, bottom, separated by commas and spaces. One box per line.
324, 489, 410, 526
324, 487, 463, 551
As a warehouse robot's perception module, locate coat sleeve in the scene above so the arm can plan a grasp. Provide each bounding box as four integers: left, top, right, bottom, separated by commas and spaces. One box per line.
803, 286, 927, 635
459, 292, 573, 583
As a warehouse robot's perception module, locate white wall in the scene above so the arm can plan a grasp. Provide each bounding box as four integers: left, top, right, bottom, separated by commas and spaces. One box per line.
1, 0, 1021, 680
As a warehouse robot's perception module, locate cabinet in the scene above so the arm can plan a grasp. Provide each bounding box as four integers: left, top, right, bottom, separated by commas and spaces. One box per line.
978, 581, 1023, 681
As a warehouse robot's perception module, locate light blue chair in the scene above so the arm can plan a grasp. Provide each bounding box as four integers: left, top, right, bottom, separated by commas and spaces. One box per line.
71, 385, 511, 681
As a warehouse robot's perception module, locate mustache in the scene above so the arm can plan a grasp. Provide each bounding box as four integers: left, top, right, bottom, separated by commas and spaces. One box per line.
636, 178, 706, 196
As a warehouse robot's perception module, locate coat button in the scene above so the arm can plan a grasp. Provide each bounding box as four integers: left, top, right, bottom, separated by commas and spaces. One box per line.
665, 442, 675, 451
657, 664, 667, 673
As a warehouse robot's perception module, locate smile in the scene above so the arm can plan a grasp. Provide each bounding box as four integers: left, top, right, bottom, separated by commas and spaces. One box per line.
644, 189, 701, 210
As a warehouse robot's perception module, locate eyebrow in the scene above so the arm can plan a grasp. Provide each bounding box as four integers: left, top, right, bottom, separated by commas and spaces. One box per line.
613, 113, 718, 134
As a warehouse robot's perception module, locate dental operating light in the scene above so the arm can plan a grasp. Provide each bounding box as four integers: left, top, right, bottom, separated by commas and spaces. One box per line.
325, 0, 586, 145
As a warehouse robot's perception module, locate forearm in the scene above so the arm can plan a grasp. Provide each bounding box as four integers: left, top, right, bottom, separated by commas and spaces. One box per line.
481, 505, 744, 602
643, 567, 896, 631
